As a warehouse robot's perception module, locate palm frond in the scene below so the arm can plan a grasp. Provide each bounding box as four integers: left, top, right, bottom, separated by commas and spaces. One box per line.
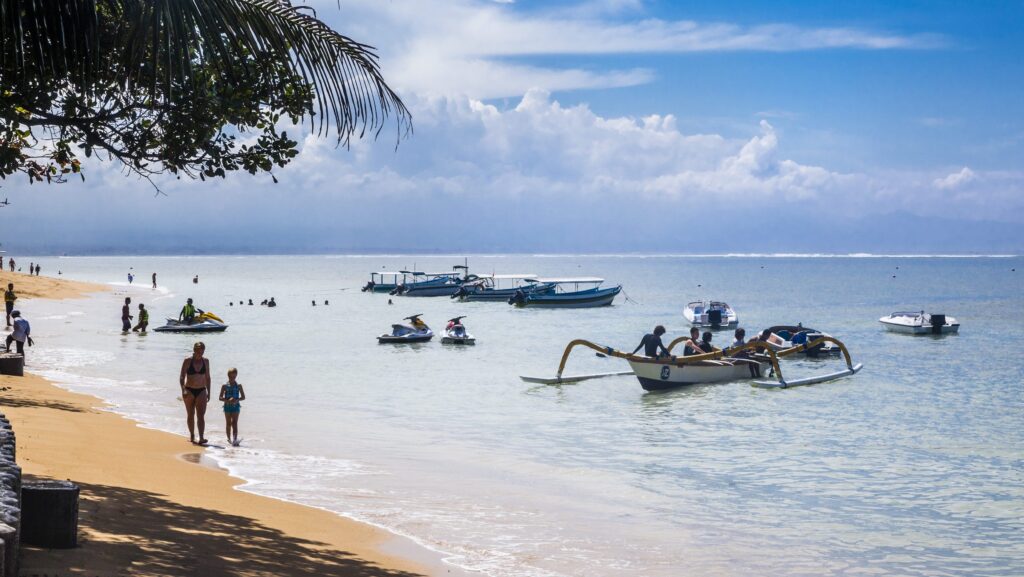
1, 0, 411, 143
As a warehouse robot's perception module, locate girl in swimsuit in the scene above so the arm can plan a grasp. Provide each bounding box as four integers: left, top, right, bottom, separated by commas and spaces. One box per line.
179, 342, 211, 444
218, 368, 246, 446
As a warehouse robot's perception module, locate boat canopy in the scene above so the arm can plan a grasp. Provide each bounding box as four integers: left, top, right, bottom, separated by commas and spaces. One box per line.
526, 277, 604, 284
474, 274, 539, 280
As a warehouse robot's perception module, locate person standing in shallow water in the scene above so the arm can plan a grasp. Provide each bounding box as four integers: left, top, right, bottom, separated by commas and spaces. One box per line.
152, 272, 157, 289
179, 342, 211, 445
121, 297, 133, 332
219, 368, 246, 446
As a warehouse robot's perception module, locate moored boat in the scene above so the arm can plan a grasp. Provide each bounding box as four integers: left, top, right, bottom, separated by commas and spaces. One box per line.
684, 300, 738, 328
441, 316, 475, 345
879, 311, 959, 334
509, 278, 621, 308
377, 314, 434, 343
154, 311, 228, 333
362, 271, 413, 293
454, 274, 555, 302
761, 325, 842, 357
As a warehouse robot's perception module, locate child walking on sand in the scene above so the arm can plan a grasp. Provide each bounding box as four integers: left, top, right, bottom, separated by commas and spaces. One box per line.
218, 368, 246, 446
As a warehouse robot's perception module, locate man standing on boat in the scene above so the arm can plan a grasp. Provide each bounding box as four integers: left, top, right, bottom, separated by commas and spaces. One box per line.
632, 325, 672, 358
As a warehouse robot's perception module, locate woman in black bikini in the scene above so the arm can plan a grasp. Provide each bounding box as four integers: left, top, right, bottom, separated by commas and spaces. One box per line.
179, 342, 212, 444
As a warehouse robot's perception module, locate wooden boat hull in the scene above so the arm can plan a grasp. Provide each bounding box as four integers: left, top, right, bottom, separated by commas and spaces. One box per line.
627, 357, 770, 391
401, 284, 462, 297
513, 285, 621, 308
458, 283, 556, 302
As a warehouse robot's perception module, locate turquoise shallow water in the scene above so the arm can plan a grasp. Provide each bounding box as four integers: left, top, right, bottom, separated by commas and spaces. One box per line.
15, 255, 1024, 577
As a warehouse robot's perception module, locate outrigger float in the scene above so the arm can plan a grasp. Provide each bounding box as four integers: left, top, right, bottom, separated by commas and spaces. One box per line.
521, 335, 862, 390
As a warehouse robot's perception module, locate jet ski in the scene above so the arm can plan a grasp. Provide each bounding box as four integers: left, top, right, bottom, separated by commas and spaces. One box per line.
154, 311, 228, 333
441, 316, 475, 345
378, 314, 434, 343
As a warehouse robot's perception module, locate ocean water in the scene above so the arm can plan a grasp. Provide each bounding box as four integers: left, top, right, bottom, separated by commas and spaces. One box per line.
14, 255, 1024, 577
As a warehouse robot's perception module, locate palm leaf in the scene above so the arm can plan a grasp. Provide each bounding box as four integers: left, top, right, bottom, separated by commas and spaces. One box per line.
1, 0, 411, 143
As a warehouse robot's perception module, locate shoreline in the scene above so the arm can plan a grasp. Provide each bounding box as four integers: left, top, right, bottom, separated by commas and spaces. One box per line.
0, 272, 460, 577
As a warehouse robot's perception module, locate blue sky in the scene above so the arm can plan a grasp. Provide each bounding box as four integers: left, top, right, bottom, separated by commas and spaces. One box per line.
2, 0, 1022, 253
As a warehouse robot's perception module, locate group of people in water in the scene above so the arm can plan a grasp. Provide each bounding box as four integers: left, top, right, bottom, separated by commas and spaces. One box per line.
229, 298, 276, 307
633, 325, 782, 359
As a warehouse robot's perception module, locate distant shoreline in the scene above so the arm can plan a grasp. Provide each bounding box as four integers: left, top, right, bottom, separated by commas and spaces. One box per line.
6, 252, 1020, 258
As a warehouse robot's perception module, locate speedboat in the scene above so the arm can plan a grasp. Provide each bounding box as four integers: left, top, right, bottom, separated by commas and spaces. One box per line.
879, 311, 959, 335
378, 314, 434, 343
441, 316, 475, 345
153, 311, 228, 333
759, 325, 842, 357
684, 301, 738, 329
509, 277, 621, 308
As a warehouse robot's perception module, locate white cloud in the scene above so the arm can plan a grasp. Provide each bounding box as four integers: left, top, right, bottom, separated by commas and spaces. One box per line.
309, 0, 942, 98
934, 167, 977, 190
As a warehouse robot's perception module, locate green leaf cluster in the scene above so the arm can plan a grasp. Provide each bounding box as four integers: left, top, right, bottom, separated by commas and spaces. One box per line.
0, 0, 411, 185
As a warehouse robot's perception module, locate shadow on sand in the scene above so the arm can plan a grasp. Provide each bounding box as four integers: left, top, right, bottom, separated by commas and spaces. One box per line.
20, 480, 426, 577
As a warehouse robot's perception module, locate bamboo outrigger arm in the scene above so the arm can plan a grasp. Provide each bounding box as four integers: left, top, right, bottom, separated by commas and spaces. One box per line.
554, 338, 785, 383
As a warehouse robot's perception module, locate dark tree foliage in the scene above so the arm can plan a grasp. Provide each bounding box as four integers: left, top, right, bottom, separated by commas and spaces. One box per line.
0, 0, 411, 186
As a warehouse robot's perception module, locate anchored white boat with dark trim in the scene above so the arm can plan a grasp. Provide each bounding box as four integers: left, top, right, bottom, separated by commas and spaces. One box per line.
879, 311, 959, 334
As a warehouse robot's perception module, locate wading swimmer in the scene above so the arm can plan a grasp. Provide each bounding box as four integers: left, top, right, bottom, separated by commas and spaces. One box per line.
121, 297, 133, 333
219, 368, 246, 446
179, 342, 211, 445
132, 303, 149, 333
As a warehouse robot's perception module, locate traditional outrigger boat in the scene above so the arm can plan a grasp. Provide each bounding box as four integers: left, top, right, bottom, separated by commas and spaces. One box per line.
453, 274, 556, 302
879, 311, 959, 335
762, 325, 842, 357
521, 334, 862, 390
509, 277, 621, 308
684, 300, 738, 329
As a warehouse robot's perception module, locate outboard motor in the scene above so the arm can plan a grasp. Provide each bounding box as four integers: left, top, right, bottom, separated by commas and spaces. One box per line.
362, 281, 374, 292
390, 285, 405, 296
929, 314, 946, 334
708, 309, 723, 327
509, 289, 527, 306
452, 286, 467, 300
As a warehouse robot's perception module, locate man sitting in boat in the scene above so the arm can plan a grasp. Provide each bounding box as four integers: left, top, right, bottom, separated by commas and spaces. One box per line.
632, 325, 671, 358
682, 327, 707, 356
179, 298, 197, 325
699, 331, 718, 353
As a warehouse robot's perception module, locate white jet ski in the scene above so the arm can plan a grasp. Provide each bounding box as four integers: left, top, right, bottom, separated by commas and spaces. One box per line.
378, 314, 434, 343
441, 316, 475, 345
154, 311, 228, 333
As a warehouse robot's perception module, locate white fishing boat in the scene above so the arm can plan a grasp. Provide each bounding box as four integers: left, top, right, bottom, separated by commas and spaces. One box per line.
684, 300, 738, 328
879, 311, 959, 335
628, 356, 770, 390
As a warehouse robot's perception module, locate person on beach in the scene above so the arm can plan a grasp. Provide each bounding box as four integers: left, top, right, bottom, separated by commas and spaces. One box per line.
133, 303, 149, 333
128, 272, 134, 284
34, 264, 40, 276
29, 263, 33, 275
179, 342, 211, 445
122, 297, 133, 332
4, 283, 16, 327
152, 272, 157, 289
682, 327, 706, 356
218, 368, 246, 446
179, 298, 197, 325
7, 258, 13, 272
4, 311, 32, 355
632, 325, 672, 358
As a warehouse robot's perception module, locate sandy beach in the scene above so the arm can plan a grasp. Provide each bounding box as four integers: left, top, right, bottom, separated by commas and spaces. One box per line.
0, 272, 446, 577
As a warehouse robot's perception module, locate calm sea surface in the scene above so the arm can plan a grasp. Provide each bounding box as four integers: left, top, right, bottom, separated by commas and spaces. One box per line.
17, 255, 1024, 577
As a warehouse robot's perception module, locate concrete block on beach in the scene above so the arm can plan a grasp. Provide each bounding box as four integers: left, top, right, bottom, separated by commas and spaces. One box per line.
0, 354, 22, 378
0, 513, 17, 577
21, 480, 78, 550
